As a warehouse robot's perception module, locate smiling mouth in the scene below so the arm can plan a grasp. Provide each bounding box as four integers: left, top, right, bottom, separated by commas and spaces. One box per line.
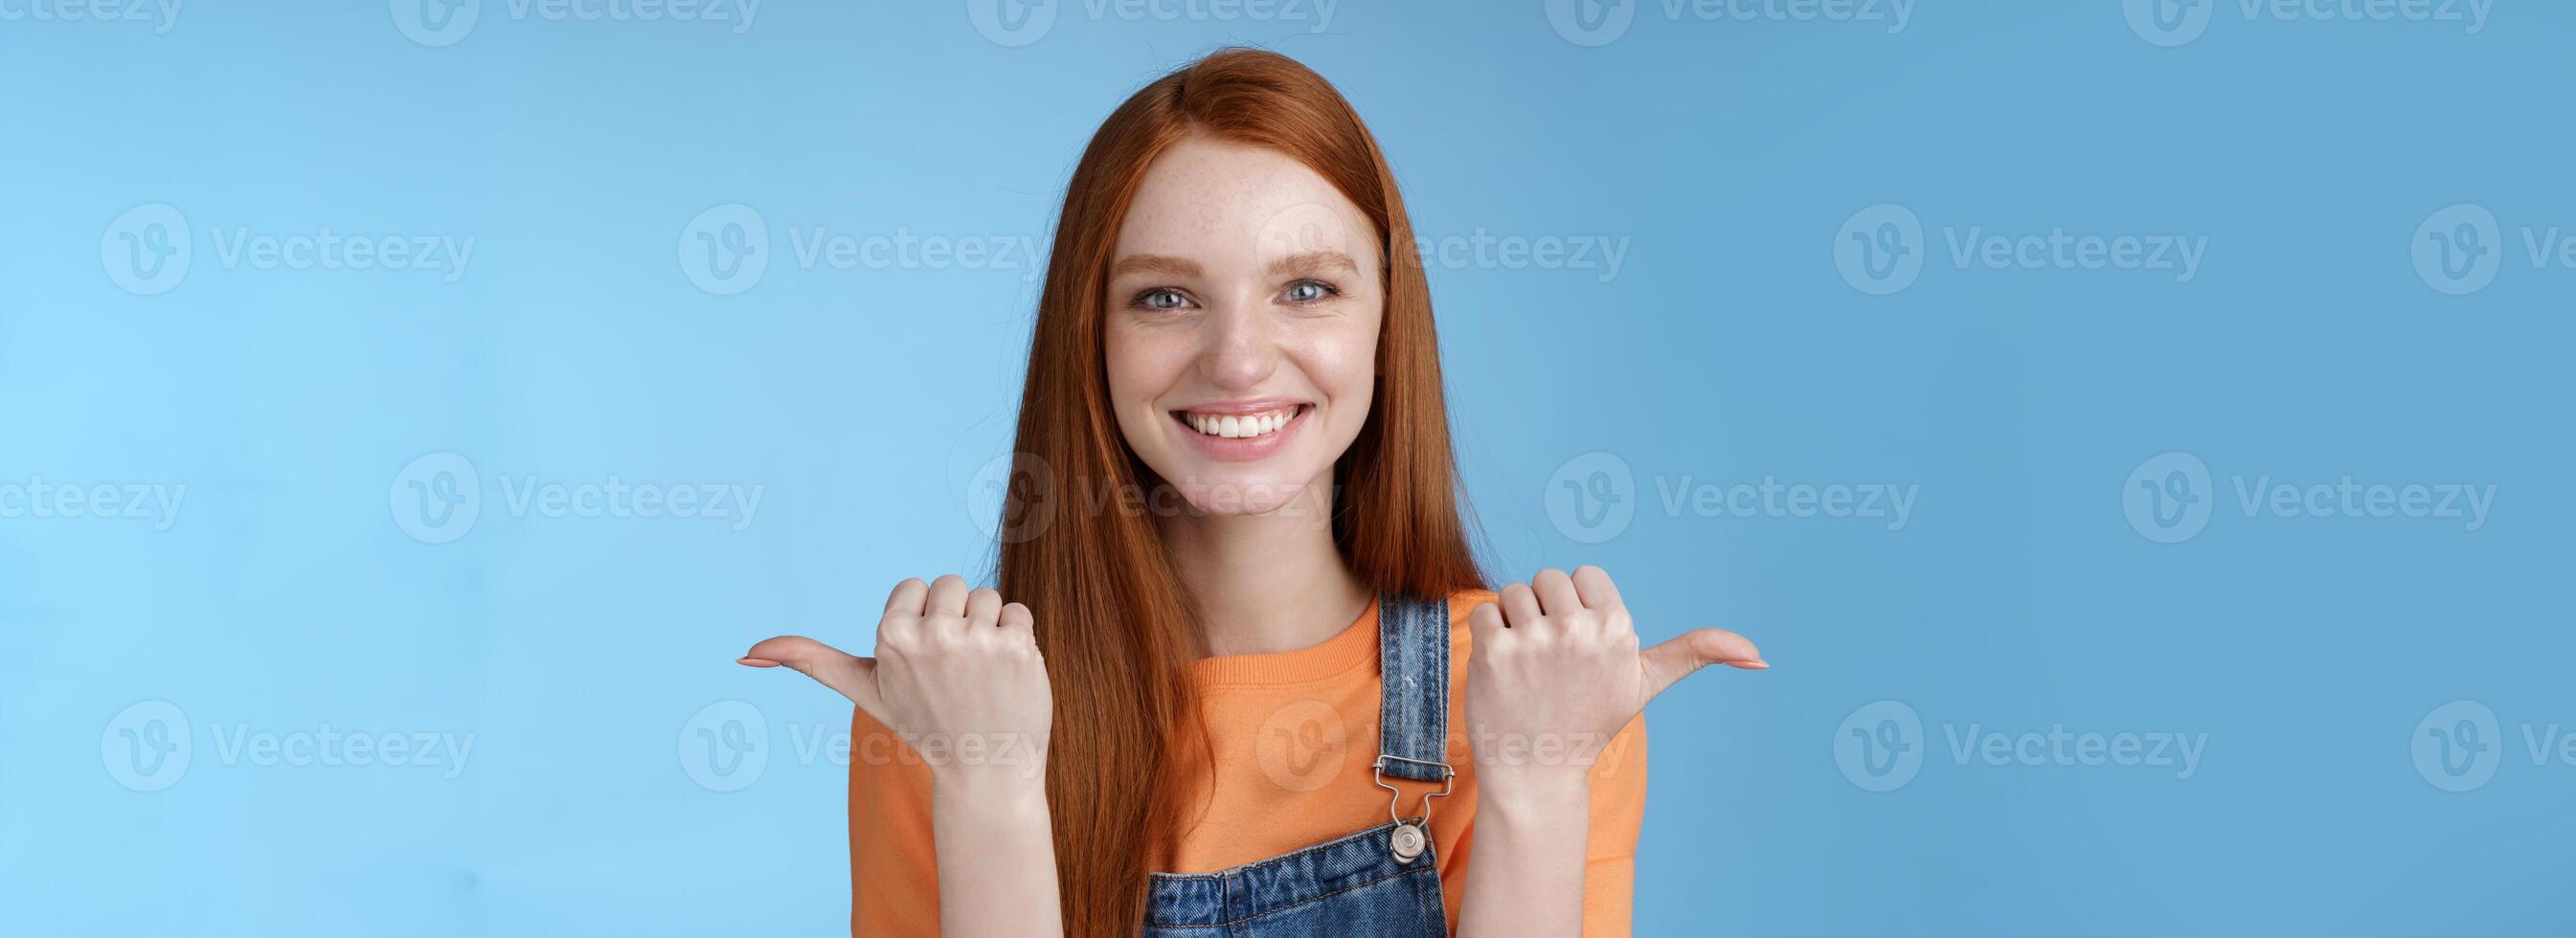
1171, 404, 1306, 439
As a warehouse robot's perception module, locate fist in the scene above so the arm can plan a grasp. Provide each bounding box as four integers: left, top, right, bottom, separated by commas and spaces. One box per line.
1464, 567, 1763, 781
740, 574, 1052, 781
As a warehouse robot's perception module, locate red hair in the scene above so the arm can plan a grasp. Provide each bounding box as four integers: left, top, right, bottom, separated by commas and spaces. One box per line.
996, 47, 1484, 936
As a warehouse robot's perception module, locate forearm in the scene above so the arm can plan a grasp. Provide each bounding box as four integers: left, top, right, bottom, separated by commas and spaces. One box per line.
930, 770, 1063, 938
1456, 771, 1593, 938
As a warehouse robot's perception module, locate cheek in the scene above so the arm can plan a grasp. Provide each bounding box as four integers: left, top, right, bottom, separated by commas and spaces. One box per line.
1294, 314, 1380, 417
1103, 324, 1201, 454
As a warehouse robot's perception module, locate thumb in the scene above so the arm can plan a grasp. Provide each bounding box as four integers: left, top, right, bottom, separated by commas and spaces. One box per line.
1638, 628, 1768, 704
739, 636, 885, 718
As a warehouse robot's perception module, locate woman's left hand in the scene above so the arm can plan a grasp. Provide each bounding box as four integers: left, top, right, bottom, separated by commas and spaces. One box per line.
1463, 566, 1766, 789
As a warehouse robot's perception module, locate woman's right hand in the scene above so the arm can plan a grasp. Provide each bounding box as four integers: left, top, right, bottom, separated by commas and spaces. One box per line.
738, 573, 1053, 783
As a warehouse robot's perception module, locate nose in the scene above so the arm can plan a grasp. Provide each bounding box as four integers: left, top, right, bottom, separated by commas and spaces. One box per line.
1197, 300, 1278, 392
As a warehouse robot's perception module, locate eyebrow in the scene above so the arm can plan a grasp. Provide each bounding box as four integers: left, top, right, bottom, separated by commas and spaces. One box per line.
1109, 254, 1202, 279
1269, 251, 1359, 278
1106, 250, 1360, 280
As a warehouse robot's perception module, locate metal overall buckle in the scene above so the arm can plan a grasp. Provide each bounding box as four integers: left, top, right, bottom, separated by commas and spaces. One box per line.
1371, 754, 1455, 864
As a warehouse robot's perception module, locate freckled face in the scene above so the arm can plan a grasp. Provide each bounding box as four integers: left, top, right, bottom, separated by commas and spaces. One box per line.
1102, 136, 1383, 516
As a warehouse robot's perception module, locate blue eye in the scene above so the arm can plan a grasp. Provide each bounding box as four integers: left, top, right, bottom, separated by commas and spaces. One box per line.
1284, 279, 1339, 303
1134, 288, 1190, 310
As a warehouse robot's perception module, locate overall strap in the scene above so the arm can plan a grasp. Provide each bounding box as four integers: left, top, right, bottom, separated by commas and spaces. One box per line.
1375, 592, 1452, 783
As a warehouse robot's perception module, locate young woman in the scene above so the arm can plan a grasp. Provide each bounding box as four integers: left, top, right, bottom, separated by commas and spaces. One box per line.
739, 48, 1766, 937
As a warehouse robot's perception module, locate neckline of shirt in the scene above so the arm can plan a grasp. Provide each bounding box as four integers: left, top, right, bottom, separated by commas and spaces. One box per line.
1186, 594, 1382, 688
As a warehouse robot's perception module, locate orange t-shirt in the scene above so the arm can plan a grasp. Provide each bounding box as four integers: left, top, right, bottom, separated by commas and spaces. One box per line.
847, 588, 1648, 935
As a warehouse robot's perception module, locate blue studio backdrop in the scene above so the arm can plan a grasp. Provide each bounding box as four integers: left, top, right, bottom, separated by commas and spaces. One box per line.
4, 1, 2569, 935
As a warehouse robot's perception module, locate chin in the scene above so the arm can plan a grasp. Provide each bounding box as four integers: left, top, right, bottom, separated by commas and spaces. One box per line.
1162, 468, 1314, 518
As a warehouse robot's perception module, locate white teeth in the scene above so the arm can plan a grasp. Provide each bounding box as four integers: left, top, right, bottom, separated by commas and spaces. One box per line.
1184, 406, 1298, 438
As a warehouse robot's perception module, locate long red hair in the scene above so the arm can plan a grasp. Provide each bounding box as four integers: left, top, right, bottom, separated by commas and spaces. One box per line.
996, 47, 1484, 936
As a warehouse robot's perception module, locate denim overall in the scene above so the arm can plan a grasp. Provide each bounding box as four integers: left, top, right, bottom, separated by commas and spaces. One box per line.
1142, 592, 1457, 937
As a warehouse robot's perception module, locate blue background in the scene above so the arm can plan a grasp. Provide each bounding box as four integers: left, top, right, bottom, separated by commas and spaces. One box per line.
5, 1, 2568, 934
